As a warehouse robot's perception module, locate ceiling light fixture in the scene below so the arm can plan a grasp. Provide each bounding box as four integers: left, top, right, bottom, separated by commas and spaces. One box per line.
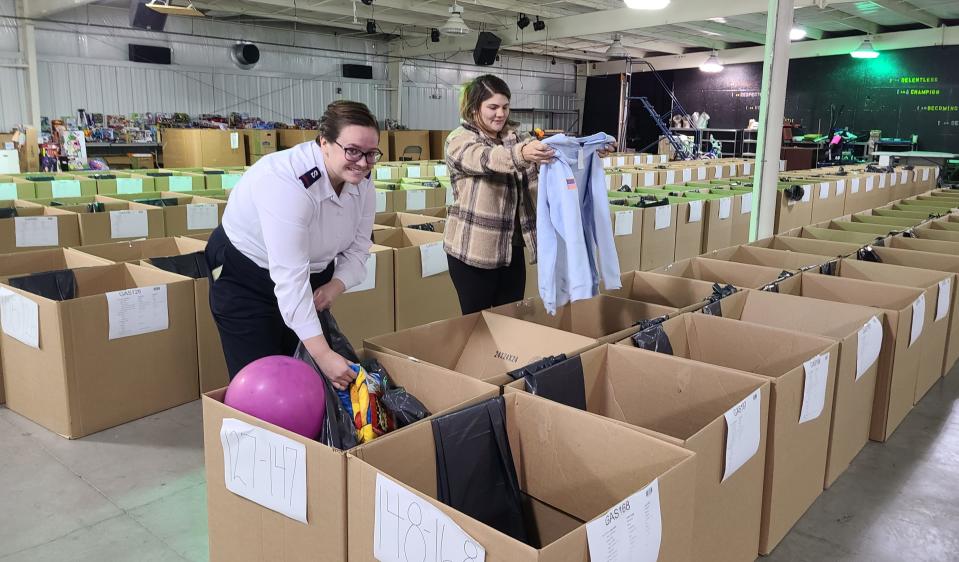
605, 34, 629, 60
850, 38, 879, 58
145, 1, 204, 17
790, 26, 806, 40
517, 13, 530, 29
699, 50, 724, 73
709, 17, 727, 23
533, 16, 546, 31
440, 2, 470, 35
623, 0, 670, 9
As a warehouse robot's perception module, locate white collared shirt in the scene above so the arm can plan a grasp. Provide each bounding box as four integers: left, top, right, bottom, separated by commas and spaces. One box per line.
222, 141, 374, 341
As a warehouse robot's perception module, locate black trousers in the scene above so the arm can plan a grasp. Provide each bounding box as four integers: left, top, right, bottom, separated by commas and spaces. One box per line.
447, 245, 527, 315
205, 226, 334, 379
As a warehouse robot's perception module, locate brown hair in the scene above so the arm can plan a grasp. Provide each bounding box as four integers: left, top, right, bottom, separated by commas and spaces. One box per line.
460, 74, 512, 124
318, 100, 379, 143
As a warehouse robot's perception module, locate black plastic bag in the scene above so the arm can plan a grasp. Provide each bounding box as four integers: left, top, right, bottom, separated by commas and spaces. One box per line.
365, 359, 432, 428
702, 283, 736, 316
634, 196, 668, 208
760, 270, 793, 293
0, 208, 16, 219
8, 269, 77, 301
433, 397, 528, 544
901, 229, 918, 238
293, 342, 359, 450
149, 252, 211, 279
631, 322, 673, 355
702, 300, 723, 316
136, 198, 179, 207
146, 172, 172, 177
317, 308, 360, 363
523, 355, 587, 410
507, 354, 567, 381
616, 185, 632, 193
408, 222, 436, 232
86, 202, 105, 213
25, 175, 55, 182
204, 170, 225, 175
88, 173, 116, 180
818, 260, 839, 276
858, 246, 883, 263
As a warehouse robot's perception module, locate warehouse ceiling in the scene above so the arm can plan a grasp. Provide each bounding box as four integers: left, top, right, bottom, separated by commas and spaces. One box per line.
26, 0, 959, 62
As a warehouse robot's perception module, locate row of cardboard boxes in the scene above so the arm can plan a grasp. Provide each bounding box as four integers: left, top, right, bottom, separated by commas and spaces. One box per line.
0, 170, 247, 199
3, 189, 959, 560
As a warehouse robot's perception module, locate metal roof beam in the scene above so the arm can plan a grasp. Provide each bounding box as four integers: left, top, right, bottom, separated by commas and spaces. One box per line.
673, 21, 766, 44
870, 0, 941, 28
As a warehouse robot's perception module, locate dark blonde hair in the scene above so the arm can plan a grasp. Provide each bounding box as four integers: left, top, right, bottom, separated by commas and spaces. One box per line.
318, 101, 379, 142
460, 75, 512, 124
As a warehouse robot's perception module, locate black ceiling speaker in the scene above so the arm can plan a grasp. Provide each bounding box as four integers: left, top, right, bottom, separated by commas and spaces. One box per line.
129, 44, 172, 64
343, 64, 373, 79
473, 32, 501, 66
129, 0, 167, 31
231, 43, 260, 70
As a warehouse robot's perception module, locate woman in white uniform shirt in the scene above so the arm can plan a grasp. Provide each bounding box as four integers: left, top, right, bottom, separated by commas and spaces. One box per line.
206, 101, 381, 390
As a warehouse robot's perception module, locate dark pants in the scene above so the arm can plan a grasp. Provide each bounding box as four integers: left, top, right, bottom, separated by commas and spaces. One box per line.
205, 226, 334, 379
447, 245, 527, 315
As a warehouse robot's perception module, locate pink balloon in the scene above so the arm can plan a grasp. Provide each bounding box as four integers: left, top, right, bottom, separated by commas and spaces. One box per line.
224, 356, 327, 438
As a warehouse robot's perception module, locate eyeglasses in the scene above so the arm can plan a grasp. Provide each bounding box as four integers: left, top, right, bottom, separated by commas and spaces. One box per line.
334, 141, 383, 164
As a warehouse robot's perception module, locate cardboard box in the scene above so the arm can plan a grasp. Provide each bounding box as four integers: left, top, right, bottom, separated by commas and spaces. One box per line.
712, 289, 885, 488
605, 269, 732, 312
374, 211, 445, 233
609, 205, 642, 272
330, 244, 396, 346
1, 263, 198, 438
403, 162, 436, 180
793, 273, 926, 442
775, 183, 814, 234
136, 170, 206, 192
373, 164, 405, 182
637, 204, 677, 271
684, 192, 736, 252
23, 173, 98, 199
393, 187, 445, 213
911, 226, 959, 243
631, 313, 839, 555
671, 198, 706, 261
348, 391, 696, 562
0, 176, 37, 200
241, 129, 277, 157
152, 194, 226, 237
276, 129, 319, 149
489, 294, 676, 344
30, 196, 166, 245
162, 129, 246, 168
808, 179, 846, 223
505, 345, 769, 562
75, 171, 158, 195
371, 228, 459, 330
203, 350, 498, 562
365, 311, 597, 385
195, 170, 245, 191
654, 257, 800, 293
0, 201, 81, 253
390, 130, 431, 161
749, 235, 862, 257
703, 245, 833, 273
885, 236, 959, 256
793, 226, 881, 245
429, 130, 453, 160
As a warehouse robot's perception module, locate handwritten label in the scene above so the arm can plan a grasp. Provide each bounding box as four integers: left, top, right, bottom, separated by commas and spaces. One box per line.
0, 287, 39, 349
406, 190, 426, 211
800, 352, 830, 424
856, 316, 883, 380
168, 175, 194, 192
719, 197, 732, 220
615, 210, 634, 236
116, 177, 144, 194
688, 200, 703, 223
0, 182, 17, 199
420, 241, 448, 277
741, 193, 753, 215
836, 180, 846, 196
723, 389, 761, 481
15, 216, 59, 247
106, 285, 169, 339
654, 206, 671, 230
586, 479, 661, 562
110, 209, 149, 239
937, 278, 952, 322
186, 203, 219, 230
819, 183, 830, 200
376, 190, 388, 213
910, 294, 926, 347
221, 174, 242, 189
51, 179, 81, 198
220, 418, 307, 524
377, 167, 393, 181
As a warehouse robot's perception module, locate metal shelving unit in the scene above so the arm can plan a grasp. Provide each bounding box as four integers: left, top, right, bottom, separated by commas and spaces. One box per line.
670, 128, 743, 157
510, 108, 579, 134
742, 129, 759, 157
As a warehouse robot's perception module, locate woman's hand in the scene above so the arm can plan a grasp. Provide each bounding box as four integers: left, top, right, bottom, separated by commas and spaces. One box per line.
521, 140, 556, 164
303, 335, 356, 391
313, 279, 346, 311
598, 142, 618, 158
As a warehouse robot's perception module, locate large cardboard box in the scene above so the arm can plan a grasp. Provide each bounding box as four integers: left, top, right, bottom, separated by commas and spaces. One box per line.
654, 257, 800, 293
703, 244, 833, 273
30, 196, 166, 244
330, 244, 396, 346
638, 204, 678, 271
22, 173, 97, 199
348, 391, 697, 562
365, 311, 597, 385
136, 170, 206, 192
151, 194, 226, 237
713, 289, 885, 488
241, 129, 277, 160
162, 129, 246, 168
749, 235, 861, 257
429, 129, 453, 160
793, 273, 926, 442
375, 211, 445, 233
203, 350, 498, 562
792, 226, 881, 245
833, 259, 953, 402
775, 183, 814, 234
671, 197, 706, 261
195, 170, 245, 191
687, 192, 736, 252
631, 313, 839, 555
372, 228, 459, 330
489, 294, 676, 344
276, 129, 319, 149
609, 205, 642, 272
390, 130, 431, 161
886, 236, 959, 256
0, 263, 198, 438
807, 179, 847, 223
0, 176, 37, 200
505, 345, 770, 562
0, 201, 81, 253
605, 270, 734, 312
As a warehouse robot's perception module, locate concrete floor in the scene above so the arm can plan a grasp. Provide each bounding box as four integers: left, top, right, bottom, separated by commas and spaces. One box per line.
1, 370, 958, 562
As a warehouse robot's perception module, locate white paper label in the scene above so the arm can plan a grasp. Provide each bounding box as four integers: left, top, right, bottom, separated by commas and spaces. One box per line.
910, 294, 926, 347
851, 178, 860, 194
110, 209, 149, 239
616, 156, 626, 167
937, 278, 952, 322
664, 171, 676, 184
230, 131, 240, 149
603, 157, 612, 168
901, 171, 908, 184
728, 164, 737, 176
15, 216, 59, 247
715, 165, 724, 178
586, 479, 661, 562
345, 253, 377, 293
836, 180, 846, 196
819, 183, 830, 200
654, 205, 671, 230
801, 185, 812, 203
435, 164, 448, 177
879, 175, 887, 189
420, 241, 448, 277
891, 174, 898, 187
0, 287, 39, 349
375, 190, 387, 213
644, 172, 655, 186
856, 316, 883, 380
682, 169, 692, 183
723, 389, 762, 482
688, 200, 703, 223
744, 163, 752, 175
779, 160, 786, 172
866, 176, 874, 192
106, 284, 169, 339
0, 182, 16, 199
221, 174, 242, 189
719, 197, 732, 220
376, 167, 392, 181
51, 179, 81, 198
445, 187, 454, 206
220, 418, 307, 524
605, 175, 613, 190
186, 203, 219, 230
923, 169, 930, 182
406, 190, 427, 211
116, 177, 144, 194
697, 167, 707, 180
374, 473, 485, 562
614, 210, 634, 236
406, 166, 422, 179
800, 352, 830, 424
168, 176, 194, 192
741, 193, 753, 215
